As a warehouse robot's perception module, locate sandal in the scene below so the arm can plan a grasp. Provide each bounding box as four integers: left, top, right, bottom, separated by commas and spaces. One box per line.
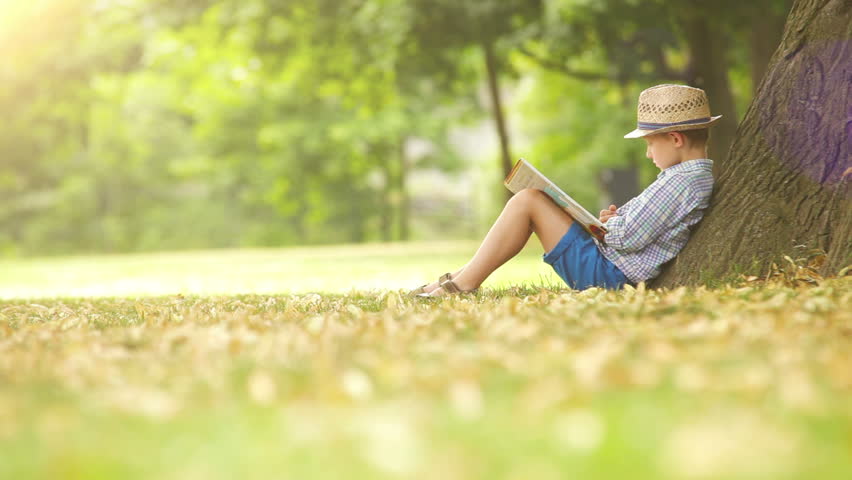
409, 272, 452, 296
416, 277, 478, 298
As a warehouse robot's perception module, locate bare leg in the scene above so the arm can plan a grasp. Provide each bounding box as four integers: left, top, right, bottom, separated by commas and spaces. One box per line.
424, 189, 573, 295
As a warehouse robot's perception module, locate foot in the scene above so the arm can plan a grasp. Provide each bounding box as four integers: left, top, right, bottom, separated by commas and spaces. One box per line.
409, 272, 452, 296
417, 277, 478, 298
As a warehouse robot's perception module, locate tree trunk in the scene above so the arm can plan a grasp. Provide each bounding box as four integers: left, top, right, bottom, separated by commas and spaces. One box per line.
681, 14, 739, 167
653, 0, 852, 287
397, 138, 410, 241
482, 38, 514, 198
377, 150, 392, 243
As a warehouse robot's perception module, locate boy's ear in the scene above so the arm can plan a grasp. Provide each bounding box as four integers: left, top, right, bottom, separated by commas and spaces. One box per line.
668, 131, 686, 147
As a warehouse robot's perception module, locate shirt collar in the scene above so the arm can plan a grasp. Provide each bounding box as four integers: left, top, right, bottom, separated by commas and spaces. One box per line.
658, 158, 714, 178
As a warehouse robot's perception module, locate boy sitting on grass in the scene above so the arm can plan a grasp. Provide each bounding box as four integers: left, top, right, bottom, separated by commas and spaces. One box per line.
414, 84, 720, 297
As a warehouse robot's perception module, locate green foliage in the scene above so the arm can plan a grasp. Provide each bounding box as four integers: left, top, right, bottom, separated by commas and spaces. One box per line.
0, 0, 790, 255
526, 0, 790, 82
513, 68, 649, 208
1, 0, 469, 253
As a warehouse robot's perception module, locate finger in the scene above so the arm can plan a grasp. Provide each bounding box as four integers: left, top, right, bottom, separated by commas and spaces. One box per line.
609, 205, 617, 211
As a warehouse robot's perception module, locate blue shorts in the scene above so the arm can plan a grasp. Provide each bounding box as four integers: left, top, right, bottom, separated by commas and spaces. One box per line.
543, 222, 632, 290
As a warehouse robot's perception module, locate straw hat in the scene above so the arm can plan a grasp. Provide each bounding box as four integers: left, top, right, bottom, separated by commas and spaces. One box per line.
624, 84, 722, 138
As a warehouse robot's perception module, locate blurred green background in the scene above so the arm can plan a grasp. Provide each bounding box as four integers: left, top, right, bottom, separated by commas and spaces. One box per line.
0, 0, 790, 257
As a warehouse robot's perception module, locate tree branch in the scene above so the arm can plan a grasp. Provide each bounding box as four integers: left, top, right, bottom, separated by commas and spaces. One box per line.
518, 46, 684, 84
517, 47, 614, 82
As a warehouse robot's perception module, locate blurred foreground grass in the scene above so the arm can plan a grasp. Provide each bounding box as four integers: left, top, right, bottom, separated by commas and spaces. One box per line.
0, 244, 850, 479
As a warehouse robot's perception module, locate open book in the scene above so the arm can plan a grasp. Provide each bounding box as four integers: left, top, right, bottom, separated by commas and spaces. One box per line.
504, 158, 608, 242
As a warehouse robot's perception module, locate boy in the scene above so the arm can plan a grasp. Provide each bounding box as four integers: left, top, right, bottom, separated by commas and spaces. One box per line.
414, 84, 720, 296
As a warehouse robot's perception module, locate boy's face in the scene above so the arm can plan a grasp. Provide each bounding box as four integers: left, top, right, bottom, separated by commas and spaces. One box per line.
644, 133, 681, 170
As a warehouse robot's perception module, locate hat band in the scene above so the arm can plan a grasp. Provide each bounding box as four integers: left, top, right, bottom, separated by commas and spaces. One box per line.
637, 117, 711, 130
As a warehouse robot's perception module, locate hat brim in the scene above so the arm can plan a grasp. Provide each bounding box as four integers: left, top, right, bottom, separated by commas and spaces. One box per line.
624, 115, 723, 139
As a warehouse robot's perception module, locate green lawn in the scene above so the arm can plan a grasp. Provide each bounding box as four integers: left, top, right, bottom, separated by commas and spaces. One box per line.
1, 243, 850, 479
0, 241, 557, 299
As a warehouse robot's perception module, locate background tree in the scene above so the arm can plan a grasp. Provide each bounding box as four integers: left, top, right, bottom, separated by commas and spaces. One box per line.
402, 0, 543, 181
520, 0, 791, 168
242, 0, 470, 242
654, 0, 851, 286
0, 0, 147, 253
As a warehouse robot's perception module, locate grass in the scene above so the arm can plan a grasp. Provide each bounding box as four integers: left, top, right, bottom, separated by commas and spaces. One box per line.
1, 242, 850, 479
0, 241, 557, 299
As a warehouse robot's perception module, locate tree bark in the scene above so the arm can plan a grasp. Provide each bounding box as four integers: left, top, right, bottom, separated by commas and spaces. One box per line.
482, 38, 514, 197
653, 0, 852, 287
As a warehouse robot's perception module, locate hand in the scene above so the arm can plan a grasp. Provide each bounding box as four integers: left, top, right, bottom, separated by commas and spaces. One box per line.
598, 204, 617, 223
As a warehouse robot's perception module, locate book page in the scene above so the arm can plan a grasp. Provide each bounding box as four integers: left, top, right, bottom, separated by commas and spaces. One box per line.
504, 159, 607, 241
504, 160, 552, 193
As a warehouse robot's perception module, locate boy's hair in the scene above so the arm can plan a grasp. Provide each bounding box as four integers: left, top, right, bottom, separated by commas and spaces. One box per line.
676, 128, 709, 147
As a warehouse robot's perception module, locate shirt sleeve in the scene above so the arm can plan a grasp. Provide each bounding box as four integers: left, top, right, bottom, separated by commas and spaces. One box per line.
616, 197, 637, 215
604, 174, 696, 252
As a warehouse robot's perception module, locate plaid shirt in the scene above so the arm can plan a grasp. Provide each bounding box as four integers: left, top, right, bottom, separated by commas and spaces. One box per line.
596, 159, 714, 283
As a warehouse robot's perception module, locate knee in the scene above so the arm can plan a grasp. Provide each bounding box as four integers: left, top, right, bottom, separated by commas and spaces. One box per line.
509, 188, 548, 209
